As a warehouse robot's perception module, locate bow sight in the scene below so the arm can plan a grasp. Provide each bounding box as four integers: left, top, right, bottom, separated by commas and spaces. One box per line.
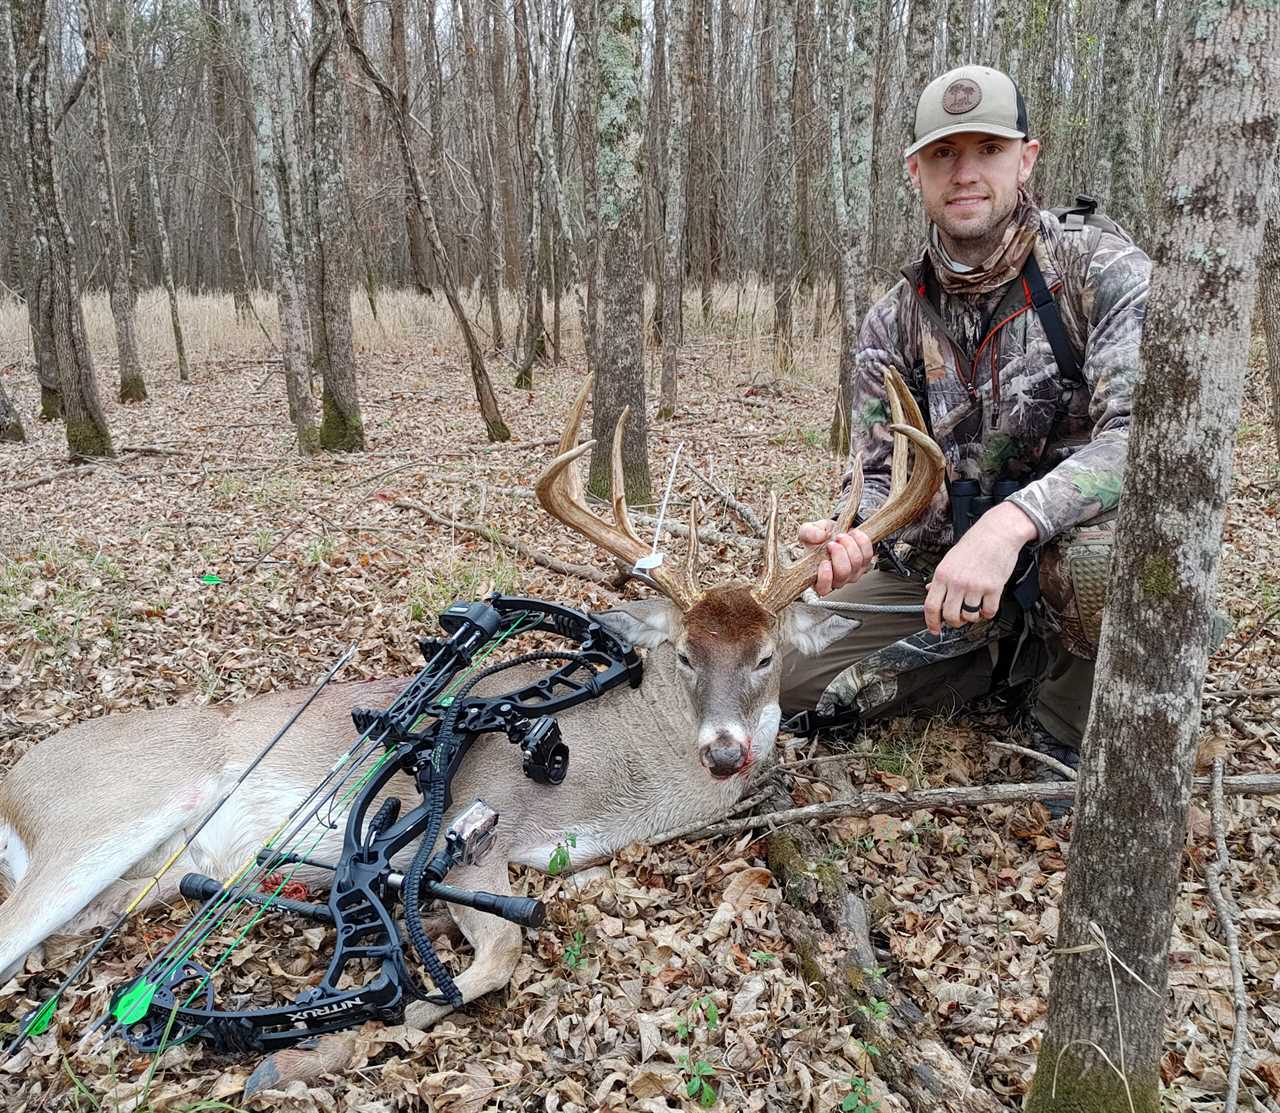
98, 595, 641, 1055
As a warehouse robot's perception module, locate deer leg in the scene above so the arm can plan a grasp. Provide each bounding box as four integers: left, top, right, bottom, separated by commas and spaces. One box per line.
244, 877, 517, 1099
403, 862, 523, 1029
0, 813, 205, 983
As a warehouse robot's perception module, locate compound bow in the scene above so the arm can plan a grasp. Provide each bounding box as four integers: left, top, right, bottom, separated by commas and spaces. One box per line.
55, 595, 638, 1057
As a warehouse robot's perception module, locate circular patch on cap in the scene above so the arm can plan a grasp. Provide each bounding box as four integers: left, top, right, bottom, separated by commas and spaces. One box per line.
942, 78, 983, 115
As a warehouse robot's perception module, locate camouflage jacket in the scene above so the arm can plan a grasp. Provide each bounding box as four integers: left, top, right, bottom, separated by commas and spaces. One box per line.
844, 208, 1151, 550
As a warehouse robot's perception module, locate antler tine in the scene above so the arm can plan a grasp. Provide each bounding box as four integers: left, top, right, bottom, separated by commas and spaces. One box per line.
858, 424, 944, 543
557, 375, 594, 504
753, 370, 942, 614
609, 406, 646, 547
677, 498, 702, 605
753, 463, 860, 614
534, 392, 701, 612
888, 368, 909, 499
759, 492, 779, 591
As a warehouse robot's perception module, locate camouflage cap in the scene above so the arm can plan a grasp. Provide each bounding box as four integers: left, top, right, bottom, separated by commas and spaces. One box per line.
905, 65, 1029, 157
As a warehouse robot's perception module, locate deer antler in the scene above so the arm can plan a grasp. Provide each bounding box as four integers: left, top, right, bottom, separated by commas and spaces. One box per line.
753, 368, 944, 615
535, 376, 703, 611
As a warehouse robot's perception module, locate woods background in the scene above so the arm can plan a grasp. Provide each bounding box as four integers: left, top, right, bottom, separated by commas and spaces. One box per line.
2, 0, 1280, 1109
5, 0, 1253, 478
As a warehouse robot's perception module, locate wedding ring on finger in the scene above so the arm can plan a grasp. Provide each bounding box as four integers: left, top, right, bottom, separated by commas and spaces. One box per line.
960, 600, 983, 615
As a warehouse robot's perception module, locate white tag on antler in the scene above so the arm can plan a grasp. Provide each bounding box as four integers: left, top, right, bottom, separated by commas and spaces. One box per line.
632, 553, 665, 573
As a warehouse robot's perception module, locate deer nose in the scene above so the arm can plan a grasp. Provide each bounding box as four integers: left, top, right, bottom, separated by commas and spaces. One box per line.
701, 732, 751, 778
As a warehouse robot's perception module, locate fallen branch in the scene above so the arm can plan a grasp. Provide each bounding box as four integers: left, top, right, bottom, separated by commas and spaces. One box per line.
393, 498, 625, 594
764, 796, 1005, 1113
427, 474, 760, 548
986, 739, 1077, 780
119, 444, 187, 457
650, 772, 1280, 847
1204, 757, 1247, 1113
1216, 604, 1280, 662
1205, 685, 1280, 700
0, 464, 98, 496
681, 460, 766, 538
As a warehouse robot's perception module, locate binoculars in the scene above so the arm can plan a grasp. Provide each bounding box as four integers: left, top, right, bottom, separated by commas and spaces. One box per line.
950, 478, 1022, 540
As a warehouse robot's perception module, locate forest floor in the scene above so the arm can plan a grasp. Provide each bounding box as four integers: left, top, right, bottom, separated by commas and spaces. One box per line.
0, 291, 1278, 1112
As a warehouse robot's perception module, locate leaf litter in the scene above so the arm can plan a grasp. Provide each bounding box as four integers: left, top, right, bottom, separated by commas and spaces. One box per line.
0, 342, 1277, 1111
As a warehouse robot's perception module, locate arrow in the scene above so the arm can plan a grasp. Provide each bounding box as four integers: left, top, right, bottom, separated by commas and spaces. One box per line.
0, 645, 357, 1062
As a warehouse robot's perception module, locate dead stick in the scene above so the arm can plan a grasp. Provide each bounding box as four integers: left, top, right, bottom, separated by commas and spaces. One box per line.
427, 475, 759, 547
0, 465, 98, 495
393, 498, 624, 593
1205, 685, 1280, 700
1217, 604, 1280, 663
681, 459, 766, 538
1205, 757, 1247, 1112
985, 739, 1078, 780
649, 772, 1280, 846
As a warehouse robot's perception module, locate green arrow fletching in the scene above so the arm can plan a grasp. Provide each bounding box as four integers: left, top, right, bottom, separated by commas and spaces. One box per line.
113, 980, 157, 1026
24, 996, 57, 1037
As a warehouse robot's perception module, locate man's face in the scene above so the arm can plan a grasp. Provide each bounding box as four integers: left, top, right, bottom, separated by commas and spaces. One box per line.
906, 132, 1041, 245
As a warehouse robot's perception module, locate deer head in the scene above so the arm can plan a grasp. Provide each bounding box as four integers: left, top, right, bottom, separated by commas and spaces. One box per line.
534, 374, 943, 780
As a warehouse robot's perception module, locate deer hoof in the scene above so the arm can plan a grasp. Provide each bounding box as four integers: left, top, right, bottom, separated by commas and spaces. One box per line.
243, 1031, 358, 1099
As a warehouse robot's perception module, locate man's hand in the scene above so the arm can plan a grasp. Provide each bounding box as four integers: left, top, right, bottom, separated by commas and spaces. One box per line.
798, 519, 875, 596
924, 501, 1038, 634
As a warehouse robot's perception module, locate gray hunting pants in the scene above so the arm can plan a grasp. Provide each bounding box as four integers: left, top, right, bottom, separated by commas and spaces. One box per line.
779, 569, 1094, 747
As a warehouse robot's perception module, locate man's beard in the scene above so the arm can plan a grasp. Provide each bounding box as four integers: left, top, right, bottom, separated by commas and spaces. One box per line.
934, 191, 1019, 258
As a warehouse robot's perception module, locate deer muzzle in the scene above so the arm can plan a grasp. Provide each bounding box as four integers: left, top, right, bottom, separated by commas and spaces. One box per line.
699, 728, 752, 778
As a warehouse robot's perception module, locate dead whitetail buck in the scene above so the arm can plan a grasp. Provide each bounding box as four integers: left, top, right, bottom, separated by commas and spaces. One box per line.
0, 371, 941, 1073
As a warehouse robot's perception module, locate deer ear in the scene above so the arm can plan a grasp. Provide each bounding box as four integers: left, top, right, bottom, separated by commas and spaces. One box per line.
782, 603, 860, 657
593, 600, 679, 649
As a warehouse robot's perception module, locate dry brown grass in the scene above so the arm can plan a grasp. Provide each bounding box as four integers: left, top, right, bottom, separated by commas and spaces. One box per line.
0, 279, 846, 390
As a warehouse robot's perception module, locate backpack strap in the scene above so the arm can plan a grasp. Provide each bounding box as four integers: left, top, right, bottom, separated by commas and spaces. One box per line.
1023, 251, 1084, 386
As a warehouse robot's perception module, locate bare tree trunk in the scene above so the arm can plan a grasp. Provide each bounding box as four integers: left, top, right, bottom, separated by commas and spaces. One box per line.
123, 8, 189, 383
581, 0, 651, 503
512, 0, 546, 387
692, 0, 717, 323
1, 0, 58, 421
575, 0, 602, 370
337, 0, 510, 441
946, 0, 967, 65
309, 0, 364, 451
460, 0, 504, 352
1095, 0, 1145, 239
764, 0, 797, 371
1027, 5, 1280, 1110
894, 0, 932, 266
208, 0, 252, 318
1261, 186, 1280, 464
658, 0, 690, 419
390, 0, 432, 297
489, 0, 522, 292
536, 0, 589, 353
12, 0, 113, 457
826, 0, 874, 454
0, 374, 23, 442
241, 0, 319, 453
83, 0, 145, 404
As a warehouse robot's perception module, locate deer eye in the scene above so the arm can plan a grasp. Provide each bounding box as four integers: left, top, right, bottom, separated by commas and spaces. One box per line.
755, 654, 774, 671
677, 651, 693, 669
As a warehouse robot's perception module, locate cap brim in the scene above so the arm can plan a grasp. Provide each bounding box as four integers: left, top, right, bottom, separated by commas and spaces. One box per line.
904, 123, 1027, 158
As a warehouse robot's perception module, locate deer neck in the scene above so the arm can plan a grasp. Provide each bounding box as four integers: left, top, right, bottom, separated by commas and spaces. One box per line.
561, 643, 753, 851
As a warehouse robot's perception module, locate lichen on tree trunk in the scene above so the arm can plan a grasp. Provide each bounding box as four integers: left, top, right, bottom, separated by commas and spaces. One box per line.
583, 0, 652, 504
0, 379, 25, 443
308, 0, 364, 453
